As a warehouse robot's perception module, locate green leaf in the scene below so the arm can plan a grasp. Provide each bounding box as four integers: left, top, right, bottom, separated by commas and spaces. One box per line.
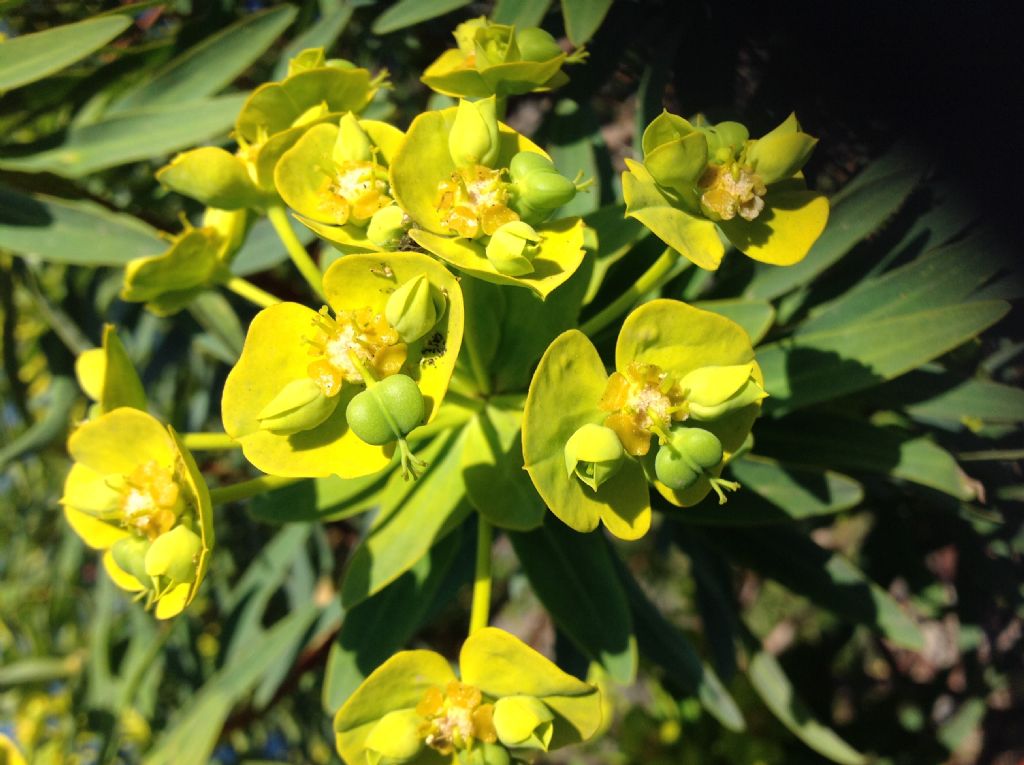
0, 376, 77, 470
0, 95, 248, 177
372, 0, 474, 34
906, 377, 1024, 427
611, 550, 745, 731
323, 530, 461, 712
108, 6, 297, 113
561, 0, 613, 45
745, 145, 926, 300
582, 203, 649, 304
509, 516, 638, 684
746, 646, 867, 764
461, 406, 545, 530
799, 233, 1008, 334
546, 99, 600, 218
492, 0, 552, 27
340, 431, 471, 609
693, 299, 776, 345
250, 472, 389, 523
706, 525, 924, 650
671, 456, 863, 525
0, 186, 162, 265
0, 15, 130, 93
143, 604, 319, 765
187, 291, 244, 360
758, 300, 1011, 414
756, 414, 976, 500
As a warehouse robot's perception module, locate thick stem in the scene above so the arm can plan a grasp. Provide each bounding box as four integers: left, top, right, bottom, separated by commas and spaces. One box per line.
469, 516, 494, 635
209, 474, 304, 505
224, 276, 281, 310
267, 205, 325, 300
181, 432, 241, 451
580, 246, 683, 337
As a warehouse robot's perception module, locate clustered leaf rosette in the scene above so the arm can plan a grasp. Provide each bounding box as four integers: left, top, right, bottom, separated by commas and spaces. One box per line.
524, 299, 766, 539
392, 97, 586, 300
274, 112, 408, 252
623, 111, 829, 270
421, 17, 586, 99
120, 208, 248, 316
156, 48, 386, 209
60, 407, 213, 619
334, 627, 602, 765
221, 251, 463, 480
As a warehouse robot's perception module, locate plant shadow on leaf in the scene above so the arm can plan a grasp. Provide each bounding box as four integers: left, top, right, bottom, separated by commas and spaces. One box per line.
762, 346, 885, 417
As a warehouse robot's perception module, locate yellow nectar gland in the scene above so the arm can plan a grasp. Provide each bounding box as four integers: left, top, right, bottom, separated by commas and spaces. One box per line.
305, 306, 407, 394
416, 681, 498, 755
698, 162, 767, 222
599, 362, 687, 456
119, 460, 183, 539
317, 160, 391, 226
436, 165, 519, 239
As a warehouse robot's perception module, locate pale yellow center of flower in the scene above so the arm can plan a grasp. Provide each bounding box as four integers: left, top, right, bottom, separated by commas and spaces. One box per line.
435, 165, 518, 239
416, 681, 497, 755
599, 362, 687, 456
305, 306, 407, 394
119, 460, 182, 539
699, 162, 767, 221
317, 161, 391, 226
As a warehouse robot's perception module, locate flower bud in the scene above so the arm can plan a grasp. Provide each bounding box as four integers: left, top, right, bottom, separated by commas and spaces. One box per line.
364, 709, 424, 765
449, 97, 500, 168
144, 525, 201, 584
453, 17, 489, 57
385, 275, 446, 343
564, 423, 625, 491
680, 363, 767, 421
111, 535, 151, 584
654, 427, 723, 491
346, 374, 425, 446
516, 27, 563, 62
485, 220, 541, 276
257, 377, 340, 435
493, 695, 555, 751
335, 112, 374, 164
696, 120, 749, 159
367, 205, 408, 248
473, 23, 518, 67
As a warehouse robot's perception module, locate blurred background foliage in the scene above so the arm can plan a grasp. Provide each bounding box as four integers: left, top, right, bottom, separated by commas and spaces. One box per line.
1, 1, 1022, 764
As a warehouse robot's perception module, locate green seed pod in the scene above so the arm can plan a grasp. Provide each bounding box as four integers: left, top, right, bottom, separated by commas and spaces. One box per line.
485, 220, 541, 276
449, 97, 501, 168
111, 535, 151, 584
462, 742, 511, 765
515, 27, 563, 62
509, 151, 556, 181
493, 695, 555, 752
367, 205, 409, 248
654, 427, 723, 490
346, 374, 425, 446
364, 709, 424, 765
257, 377, 340, 435
385, 274, 446, 343
517, 168, 577, 211
564, 423, 626, 491
144, 525, 201, 584
696, 120, 749, 160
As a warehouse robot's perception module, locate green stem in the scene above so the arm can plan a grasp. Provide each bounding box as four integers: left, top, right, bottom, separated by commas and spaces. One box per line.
267, 205, 325, 299
469, 516, 493, 635
181, 432, 241, 451
580, 246, 682, 337
209, 474, 304, 505
224, 276, 281, 310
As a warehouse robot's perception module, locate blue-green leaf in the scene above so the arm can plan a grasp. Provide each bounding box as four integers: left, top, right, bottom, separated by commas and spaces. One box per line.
372, 0, 474, 34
